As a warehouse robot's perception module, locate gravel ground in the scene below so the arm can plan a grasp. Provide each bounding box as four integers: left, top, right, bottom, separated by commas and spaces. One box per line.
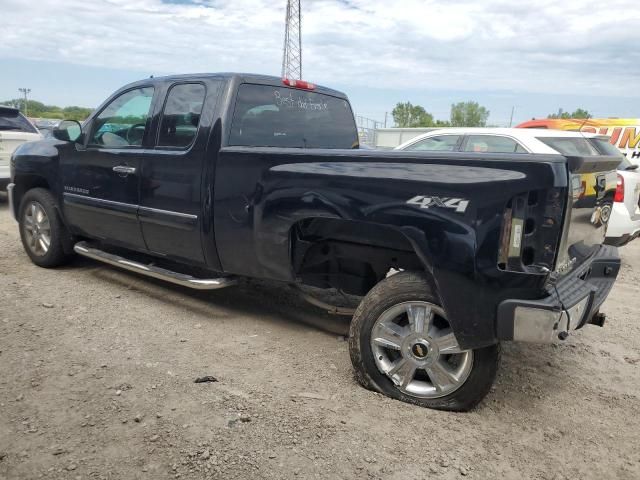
0, 199, 639, 480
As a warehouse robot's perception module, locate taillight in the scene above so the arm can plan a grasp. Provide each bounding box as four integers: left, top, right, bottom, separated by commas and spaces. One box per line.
282, 78, 316, 90
497, 188, 565, 273
614, 174, 624, 203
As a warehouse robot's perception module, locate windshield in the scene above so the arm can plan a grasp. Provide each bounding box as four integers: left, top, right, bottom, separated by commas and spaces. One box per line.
0, 109, 38, 133
229, 84, 359, 149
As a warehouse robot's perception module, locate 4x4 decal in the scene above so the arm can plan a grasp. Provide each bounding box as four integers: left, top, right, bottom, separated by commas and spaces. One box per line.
406, 196, 470, 213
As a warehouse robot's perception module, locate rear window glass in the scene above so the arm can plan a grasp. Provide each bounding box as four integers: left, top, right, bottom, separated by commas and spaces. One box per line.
0, 109, 38, 133
589, 136, 625, 158
588, 137, 631, 170
537, 137, 599, 156
229, 84, 358, 149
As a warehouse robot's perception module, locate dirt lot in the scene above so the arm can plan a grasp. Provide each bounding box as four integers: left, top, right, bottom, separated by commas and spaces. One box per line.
0, 200, 639, 480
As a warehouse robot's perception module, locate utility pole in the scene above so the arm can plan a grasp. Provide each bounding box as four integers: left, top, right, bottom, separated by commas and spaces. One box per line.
384, 112, 388, 128
281, 0, 302, 80
508, 106, 515, 127
18, 88, 31, 116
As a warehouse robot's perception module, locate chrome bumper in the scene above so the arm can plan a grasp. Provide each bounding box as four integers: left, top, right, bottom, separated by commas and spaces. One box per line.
7, 183, 17, 221
509, 296, 591, 343
497, 245, 620, 343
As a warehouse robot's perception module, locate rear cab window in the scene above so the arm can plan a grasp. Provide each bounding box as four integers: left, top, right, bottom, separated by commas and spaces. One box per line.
0, 108, 38, 134
229, 84, 359, 149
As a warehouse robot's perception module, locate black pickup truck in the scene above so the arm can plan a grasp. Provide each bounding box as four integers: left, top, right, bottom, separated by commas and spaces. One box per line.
8, 73, 622, 411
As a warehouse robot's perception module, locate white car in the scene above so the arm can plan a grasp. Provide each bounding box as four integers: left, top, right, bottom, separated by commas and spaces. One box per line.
607, 156, 640, 246
0, 106, 43, 191
396, 128, 640, 246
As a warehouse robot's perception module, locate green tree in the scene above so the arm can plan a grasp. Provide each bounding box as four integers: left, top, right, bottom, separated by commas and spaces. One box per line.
392, 102, 435, 128
1, 98, 92, 121
450, 101, 490, 127
547, 108, 591, 119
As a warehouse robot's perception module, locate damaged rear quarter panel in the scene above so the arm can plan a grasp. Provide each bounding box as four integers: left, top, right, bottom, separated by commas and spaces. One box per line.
214, 148, 567, 348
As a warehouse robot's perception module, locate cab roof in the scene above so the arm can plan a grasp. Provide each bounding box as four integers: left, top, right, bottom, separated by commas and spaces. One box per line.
121, 73, 348, 99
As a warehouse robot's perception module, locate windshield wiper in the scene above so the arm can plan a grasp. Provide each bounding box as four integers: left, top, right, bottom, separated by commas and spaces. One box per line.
0, 126, 24, 131
625, 164, 639, 171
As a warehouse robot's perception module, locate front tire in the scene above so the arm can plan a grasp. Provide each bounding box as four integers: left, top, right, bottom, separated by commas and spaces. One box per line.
349, 271, 500, 411
18, 188, 74, 268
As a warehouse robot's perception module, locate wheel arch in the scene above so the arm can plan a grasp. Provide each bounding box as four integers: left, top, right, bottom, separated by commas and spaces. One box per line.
290, 216, 437, 297
13, 174, 52, 214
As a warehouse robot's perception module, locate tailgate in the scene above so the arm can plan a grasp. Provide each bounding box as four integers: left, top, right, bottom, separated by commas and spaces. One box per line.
556, 155, 620, 274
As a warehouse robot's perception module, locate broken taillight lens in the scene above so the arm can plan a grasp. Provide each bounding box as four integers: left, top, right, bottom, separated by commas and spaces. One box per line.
498, 188, 565, 273
614, 174, 624, 203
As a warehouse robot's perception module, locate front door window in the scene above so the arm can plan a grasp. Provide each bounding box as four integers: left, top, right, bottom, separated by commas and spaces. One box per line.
89, 87, 154, 148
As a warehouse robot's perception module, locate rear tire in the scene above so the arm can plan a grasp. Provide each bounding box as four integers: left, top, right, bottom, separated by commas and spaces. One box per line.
18, 188, 75, 268
349, 271, 500, 411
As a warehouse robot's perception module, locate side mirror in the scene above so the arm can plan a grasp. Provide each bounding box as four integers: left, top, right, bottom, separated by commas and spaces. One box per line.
53, 120, 83, 143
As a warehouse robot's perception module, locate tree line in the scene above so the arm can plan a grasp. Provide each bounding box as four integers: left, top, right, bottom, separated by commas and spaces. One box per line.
2, 99, 92, 121
391, 102, 591, 128
392, 101, 490, 128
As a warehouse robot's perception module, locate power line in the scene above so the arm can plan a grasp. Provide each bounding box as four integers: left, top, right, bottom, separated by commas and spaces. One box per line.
281, 0, 302, 80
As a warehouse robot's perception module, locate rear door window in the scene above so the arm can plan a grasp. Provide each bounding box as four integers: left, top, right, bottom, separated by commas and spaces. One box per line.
464, 135, 527, 153
229, 84, 358, 149
0, 109, 38, 133
404, 135, 461, 152
158, 83, 206, 148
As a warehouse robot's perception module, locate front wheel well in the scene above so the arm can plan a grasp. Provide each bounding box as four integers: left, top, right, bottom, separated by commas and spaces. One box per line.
13, 175, 51, 213
291, 218, 426, 296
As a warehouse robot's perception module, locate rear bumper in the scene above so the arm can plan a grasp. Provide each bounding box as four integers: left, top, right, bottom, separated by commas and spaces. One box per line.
606, 232, 640, 247
496, 245, 620, 343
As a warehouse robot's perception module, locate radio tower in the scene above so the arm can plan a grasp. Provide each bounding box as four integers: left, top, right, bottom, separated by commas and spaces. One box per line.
281, 0, 302, 80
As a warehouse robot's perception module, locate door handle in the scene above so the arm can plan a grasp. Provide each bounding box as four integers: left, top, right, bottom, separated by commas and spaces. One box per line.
113, 165, 136, 175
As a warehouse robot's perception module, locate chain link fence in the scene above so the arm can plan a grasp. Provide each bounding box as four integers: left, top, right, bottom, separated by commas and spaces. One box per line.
355, 115, 383, 148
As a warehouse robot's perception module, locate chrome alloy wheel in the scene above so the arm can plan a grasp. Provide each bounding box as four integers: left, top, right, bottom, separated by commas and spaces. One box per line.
23, 201, 51, 257
370, 301, 473, 398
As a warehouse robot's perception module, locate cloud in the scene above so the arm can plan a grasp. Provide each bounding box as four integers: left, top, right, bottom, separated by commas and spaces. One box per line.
1, 0, 639, 97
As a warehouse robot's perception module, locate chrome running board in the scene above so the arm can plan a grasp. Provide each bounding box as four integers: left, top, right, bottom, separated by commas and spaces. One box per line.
74, 241, 238, 291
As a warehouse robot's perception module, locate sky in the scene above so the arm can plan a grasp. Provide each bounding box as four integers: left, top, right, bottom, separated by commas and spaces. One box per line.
1, 0, 639, 126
